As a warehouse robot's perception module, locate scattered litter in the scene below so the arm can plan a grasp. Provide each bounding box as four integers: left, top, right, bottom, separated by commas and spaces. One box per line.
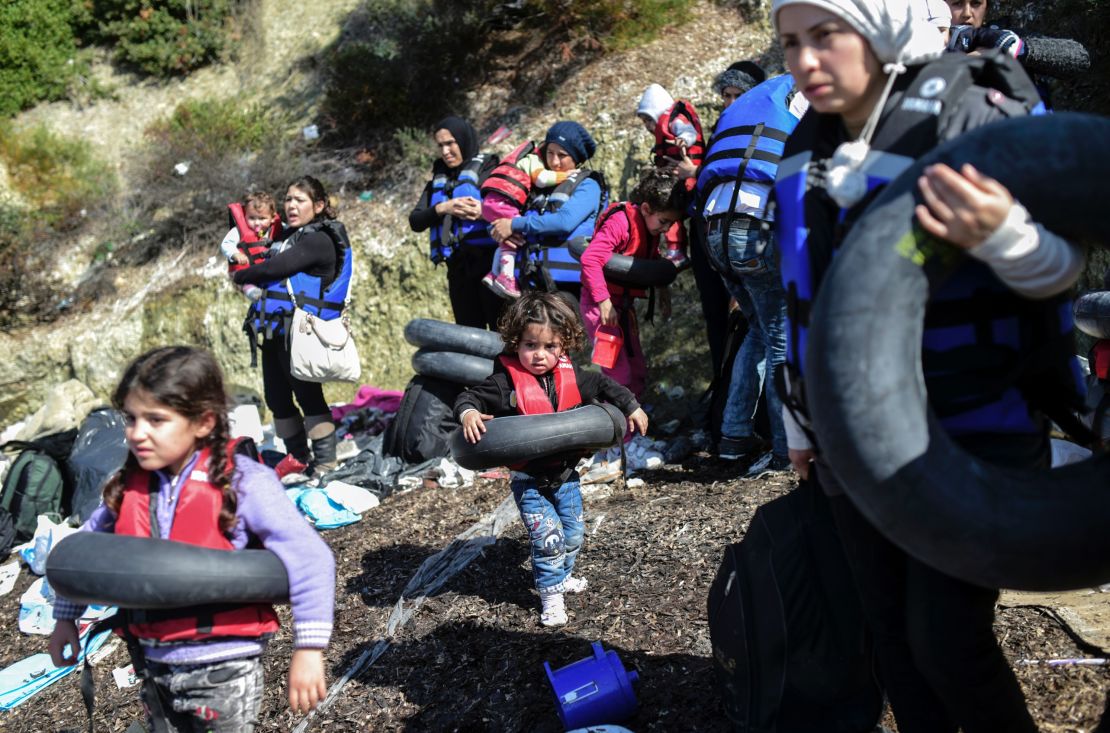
1018, 658, 1108, 666
112, 664, 140, 689
292, 495, 518, 732
358, 190, 374, 202
323, 481, 380, 514
478, 468, 510, 480
87, 637, 120, 666
0, 561, 19, 597
229, 404, 264, 445
302, 124, 320, 140
18, 578, 55, 635
173, 161, 190, 175
627, 477, 645, 488
1050, 438, 1091, 467
0, 626, 112, 710
426, 458, 475, 489
18, 516, 80, 576
285, 487, 362, 530
590, 513, 607, 535
336, 436, 360, 462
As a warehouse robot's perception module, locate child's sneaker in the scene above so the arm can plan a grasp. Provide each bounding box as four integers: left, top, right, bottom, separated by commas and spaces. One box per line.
485, 273, 522, 300
540, 592, 568, 627
564, 576, 588, 594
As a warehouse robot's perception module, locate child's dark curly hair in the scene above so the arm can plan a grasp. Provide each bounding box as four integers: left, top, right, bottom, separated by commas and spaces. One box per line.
630, 168, 689, 214
498, 291, 586, 354
103, 346, 238, 535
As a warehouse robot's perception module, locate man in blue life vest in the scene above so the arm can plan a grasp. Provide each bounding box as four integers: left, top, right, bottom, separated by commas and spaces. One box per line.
695, 73, 809, 472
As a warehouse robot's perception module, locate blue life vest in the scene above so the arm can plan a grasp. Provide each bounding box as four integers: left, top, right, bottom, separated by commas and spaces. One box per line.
696, 74, 798, 206
427, 154, 496, 262
775, 52, 1077, 437
248, 219, 353, 343
521, 170, 608, 286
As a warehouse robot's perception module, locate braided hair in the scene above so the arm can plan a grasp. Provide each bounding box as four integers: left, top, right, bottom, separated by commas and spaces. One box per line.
103, 346, 237, 534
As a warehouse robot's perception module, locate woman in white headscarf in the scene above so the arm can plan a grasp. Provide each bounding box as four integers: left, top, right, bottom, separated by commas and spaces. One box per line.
770, 0, 1084, 730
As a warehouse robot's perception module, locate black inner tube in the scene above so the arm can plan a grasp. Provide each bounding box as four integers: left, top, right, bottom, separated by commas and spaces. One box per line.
568, 237, 679, 288
807, 113, 1110, 592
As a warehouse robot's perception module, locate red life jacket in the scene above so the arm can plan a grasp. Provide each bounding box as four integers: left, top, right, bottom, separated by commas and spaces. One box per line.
652, 100, 705, 193
227, 202, 282, 274
592, 203, 654, 299
115, 448, 280, 643
480, 141, 536, 213
499, 355, 582, 415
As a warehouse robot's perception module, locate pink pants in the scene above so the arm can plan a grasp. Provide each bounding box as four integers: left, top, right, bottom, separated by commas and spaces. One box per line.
580, 291, 648, 401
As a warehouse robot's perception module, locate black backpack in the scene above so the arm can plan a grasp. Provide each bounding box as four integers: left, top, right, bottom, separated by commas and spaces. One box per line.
0, 429, 79, 544
382, 376, 463, 464
707, 479, 882, 732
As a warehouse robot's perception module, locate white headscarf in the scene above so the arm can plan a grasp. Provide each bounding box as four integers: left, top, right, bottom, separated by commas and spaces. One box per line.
771, 0, 944, 67
770, 0, 945, 207
636, 84, 674, 124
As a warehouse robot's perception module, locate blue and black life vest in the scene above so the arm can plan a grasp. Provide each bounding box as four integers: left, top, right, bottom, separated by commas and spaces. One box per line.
775, 51, 1079, 437
428, 154, 496, 262
695, 74, 799, 278
245, 219, 353, 363
521, 169, 608, 287
696, 74, 798, 206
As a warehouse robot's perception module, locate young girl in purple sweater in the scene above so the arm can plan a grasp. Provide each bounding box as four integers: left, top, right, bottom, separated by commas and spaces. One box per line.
48, 346, 335, 731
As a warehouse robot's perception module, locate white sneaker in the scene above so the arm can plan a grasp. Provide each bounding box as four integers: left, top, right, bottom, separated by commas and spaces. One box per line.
564, 576, 588, 594
540, 592, 568, 627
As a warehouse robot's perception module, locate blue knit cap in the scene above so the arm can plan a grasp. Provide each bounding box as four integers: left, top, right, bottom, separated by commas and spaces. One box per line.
544, 120, 597, 164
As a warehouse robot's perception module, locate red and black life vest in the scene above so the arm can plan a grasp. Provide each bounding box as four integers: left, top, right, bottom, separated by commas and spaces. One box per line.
592, 203, 654, 299
227, 202, 282, 274
480, 141, 536, 213
115, 448, 280, 643
499, 355, 582, 415
652, 100, 705, 193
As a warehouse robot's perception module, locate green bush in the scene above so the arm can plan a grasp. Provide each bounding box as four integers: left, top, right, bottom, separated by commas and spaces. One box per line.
0, 123, 117, 228
321, 0, 695, 143
127, 97, 309, 262
76, 0, 237, 77
0, 0, 80, 117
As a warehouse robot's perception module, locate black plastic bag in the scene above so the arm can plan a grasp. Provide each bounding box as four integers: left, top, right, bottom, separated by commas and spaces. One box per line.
68, 408, 129, 523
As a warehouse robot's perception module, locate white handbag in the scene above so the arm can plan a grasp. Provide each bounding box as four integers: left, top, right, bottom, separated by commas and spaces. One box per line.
286, 281, 361, 383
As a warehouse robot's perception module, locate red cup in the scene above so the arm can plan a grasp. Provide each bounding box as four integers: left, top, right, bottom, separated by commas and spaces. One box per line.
592, 325, 624, 369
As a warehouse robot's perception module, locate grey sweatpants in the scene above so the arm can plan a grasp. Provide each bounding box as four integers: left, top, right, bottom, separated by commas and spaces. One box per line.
142, 657, 264, 733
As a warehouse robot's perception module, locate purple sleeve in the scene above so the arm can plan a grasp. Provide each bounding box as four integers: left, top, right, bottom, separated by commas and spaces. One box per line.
52, 505, 118, 620
233, 457, 335, 648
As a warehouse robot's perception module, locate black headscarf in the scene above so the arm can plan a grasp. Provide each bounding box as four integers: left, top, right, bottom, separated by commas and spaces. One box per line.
432, 116, 478, 173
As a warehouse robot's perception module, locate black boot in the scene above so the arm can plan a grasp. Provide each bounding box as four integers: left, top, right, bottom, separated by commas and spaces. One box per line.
283, 431, 312, 464
310, 431, 338, 477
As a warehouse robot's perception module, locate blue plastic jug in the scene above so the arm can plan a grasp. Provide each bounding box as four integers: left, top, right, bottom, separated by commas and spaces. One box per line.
544, 641, 639, 729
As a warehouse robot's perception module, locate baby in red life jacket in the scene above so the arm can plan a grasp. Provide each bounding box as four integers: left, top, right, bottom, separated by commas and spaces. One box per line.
636, 83, 706, 268
455, 292, 648, 627
480, 146, 572, 300
219, 190, 282, 302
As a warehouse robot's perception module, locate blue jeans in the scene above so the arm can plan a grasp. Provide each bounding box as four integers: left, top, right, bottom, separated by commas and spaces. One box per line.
705, 221, 788, 457
511, 475, 584, 594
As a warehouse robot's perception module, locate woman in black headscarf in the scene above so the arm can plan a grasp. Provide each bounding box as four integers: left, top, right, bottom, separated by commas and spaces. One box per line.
409, 116, 502, 330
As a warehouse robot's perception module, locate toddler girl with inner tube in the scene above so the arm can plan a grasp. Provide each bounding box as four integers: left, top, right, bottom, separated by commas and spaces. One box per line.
579, 168, 688, 400
48, 346, 335, 732
454, 292, 648, 627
